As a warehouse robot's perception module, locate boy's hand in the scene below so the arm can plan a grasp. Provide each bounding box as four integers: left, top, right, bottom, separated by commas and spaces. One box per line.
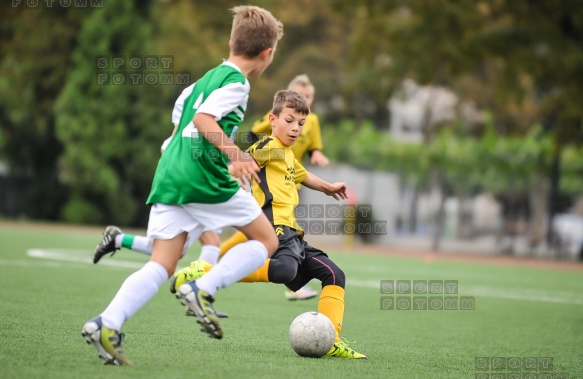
324, 182, 347, 201
311, 150, 330, 167
230, 150, 261, 184
228, 165, 252, 191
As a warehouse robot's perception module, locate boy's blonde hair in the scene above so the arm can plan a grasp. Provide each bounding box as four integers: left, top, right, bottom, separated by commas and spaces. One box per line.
231, 6, 284, 57
272, 90, 310, 117
287, 74, 314, 92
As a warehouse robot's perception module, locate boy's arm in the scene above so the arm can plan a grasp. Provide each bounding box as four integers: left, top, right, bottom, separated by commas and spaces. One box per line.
307, 114, 329, 166
301, 172, 347, 201
250, 110, 273, 141
310, 150, 329, 166
194, 113, 261, 183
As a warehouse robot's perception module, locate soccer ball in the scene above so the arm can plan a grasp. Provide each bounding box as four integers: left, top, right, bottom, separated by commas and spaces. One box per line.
289, 311, 335, 358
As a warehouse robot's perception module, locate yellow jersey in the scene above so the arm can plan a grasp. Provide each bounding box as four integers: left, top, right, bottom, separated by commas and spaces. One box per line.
247, 136, 308, 230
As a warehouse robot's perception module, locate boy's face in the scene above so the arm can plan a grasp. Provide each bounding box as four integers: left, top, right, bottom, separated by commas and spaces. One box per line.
248, 43, 278, 79
269, 107, 306, 146
290, 84, 314, 108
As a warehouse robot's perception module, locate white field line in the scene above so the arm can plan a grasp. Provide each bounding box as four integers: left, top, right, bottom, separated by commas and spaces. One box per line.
25, 248, 143, 269
347, 278, 583, 306
12, 249, 583, 306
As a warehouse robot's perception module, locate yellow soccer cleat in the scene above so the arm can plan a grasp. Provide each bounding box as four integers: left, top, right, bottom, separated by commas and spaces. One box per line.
326, 338, 367, 359
82, 316, 132, 366
169, 260, 209, 294
176, 281, 223, 339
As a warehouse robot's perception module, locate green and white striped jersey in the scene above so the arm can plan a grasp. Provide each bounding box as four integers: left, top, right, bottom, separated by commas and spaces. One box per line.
147, 61, 249, 204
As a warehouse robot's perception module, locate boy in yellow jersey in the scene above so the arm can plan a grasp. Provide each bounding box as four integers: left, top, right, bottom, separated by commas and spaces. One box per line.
221, 74, 329, 300
173, 90, 366, 359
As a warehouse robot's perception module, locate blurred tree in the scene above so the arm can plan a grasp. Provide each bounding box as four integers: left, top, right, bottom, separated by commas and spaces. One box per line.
152, 0, 348, 126
331, 0, 583, 139
0, 6, 90, 219
331, 0, 583, 247
55, 0, 171, 225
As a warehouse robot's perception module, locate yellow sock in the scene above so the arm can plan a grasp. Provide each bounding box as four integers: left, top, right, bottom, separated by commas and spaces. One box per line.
239, 259, 270, 283
318, 285, 345, 343
201, 261, 213, 273
219, 231, 249, 258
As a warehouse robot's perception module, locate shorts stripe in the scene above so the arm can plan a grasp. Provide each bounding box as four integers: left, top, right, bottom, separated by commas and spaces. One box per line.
312, 256, 335, 285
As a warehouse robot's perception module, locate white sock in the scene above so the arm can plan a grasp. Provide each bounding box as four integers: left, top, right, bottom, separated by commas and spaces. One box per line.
115, 234, 153, 255
114, 234, 123, 248
196, 240, 268, 296
100, 261, 168, 331
130, 236, 153, 255
198, 245, 220, 265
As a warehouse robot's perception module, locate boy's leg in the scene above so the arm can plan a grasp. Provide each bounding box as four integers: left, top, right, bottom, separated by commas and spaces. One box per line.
83, 204, 202, 364
193, 212, 277, 294
93, 226, 153, 263
290, 244, 366, 359
218, 230, 249, 259
176, 190, 278, 339
198, 229, 221, 264
83, 233, 187, 366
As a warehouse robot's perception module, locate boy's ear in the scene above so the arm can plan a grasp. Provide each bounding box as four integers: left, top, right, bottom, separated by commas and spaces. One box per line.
268, 112, 277, 125
259, 47, 272, 61
228, 40, 233, 50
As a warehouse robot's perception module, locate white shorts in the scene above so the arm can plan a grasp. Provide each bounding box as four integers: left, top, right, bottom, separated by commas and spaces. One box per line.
147, 189, 262, 255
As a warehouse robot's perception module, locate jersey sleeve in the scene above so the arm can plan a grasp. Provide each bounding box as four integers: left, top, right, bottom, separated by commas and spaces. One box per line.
250, 110, 273, 137
307, 114, 324, 151
294, 159, 308, 183
196, 82, 248, 121
172, 84, 194, 125
247, 139, 270, 169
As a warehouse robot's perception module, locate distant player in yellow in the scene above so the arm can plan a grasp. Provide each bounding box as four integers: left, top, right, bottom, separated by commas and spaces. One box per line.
172, 90, 366, 359
222, 74, 329, 300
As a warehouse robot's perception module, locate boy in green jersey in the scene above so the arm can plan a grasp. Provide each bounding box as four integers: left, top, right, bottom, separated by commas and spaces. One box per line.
82, 5, 283, 366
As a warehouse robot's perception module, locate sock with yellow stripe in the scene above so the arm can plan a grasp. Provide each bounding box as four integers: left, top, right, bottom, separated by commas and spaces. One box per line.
318, 285, 345, 343
238, 259, 270, 283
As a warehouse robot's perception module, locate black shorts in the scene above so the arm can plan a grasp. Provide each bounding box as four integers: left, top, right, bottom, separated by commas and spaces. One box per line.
272, 225, 327, 264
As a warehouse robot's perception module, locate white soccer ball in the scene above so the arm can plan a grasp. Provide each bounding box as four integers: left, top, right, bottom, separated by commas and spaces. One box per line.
289, 311, 335, 358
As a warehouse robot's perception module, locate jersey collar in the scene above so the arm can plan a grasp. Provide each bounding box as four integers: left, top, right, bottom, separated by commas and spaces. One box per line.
221, 59, 242, 73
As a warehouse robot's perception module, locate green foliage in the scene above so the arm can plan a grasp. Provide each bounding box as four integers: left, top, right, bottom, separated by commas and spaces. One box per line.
324, 119, 581, 195
0, 7, 91, 219
54, 1, 170, 225
1, 1, 582, 225
332, 0, 583, 143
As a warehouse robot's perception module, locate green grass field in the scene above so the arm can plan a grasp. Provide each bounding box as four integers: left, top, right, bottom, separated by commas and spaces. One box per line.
1, 222, 582, 379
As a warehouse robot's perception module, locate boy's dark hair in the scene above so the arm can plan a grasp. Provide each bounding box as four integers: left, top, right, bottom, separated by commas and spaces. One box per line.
272, 90, 310, 116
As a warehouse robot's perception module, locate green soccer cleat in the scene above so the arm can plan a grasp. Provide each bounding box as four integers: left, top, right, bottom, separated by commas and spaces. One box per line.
82, 316, 132, 366
93, 226, 122, 264
176, 281, 223, 339
326, 339, 367, 359
169, 260, 209, 294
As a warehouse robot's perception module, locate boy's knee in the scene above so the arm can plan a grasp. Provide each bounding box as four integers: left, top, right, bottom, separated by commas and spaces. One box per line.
268, 260, 297, 284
